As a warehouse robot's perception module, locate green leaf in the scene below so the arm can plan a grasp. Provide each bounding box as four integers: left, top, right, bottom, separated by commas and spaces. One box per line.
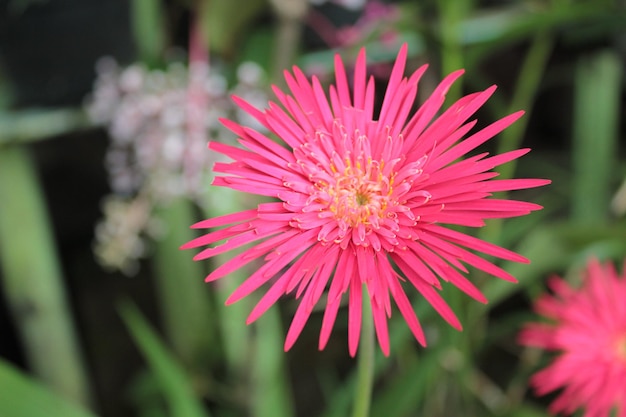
130, 0, 167, 66
0, 358, 98, 417
483, 225, 570, 308
370, 350, 441, 417
152, 198, 215, 368
485, 221, 626, 308
0, 146, 91, 405
118, 300, 211, 417
571, 50, 621, 224
200, 0, 266, 55
508, 405, 552, 417
250, 308, 295, 417
0, 108, 90, 144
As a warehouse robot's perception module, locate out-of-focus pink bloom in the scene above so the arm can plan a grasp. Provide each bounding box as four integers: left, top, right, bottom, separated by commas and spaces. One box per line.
184, 44, 549, 356
519, 258, 626, 417
308, 0, 400, 50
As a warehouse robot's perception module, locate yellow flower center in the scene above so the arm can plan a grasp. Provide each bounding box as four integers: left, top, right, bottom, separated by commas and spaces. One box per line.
326, 157, 392, 229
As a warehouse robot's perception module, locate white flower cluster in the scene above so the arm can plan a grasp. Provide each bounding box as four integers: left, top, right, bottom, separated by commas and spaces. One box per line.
87, 58, 268, 273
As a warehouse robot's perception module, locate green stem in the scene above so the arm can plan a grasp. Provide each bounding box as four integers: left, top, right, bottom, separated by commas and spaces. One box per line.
351, 285, 375, 417
0, 145, 91, 407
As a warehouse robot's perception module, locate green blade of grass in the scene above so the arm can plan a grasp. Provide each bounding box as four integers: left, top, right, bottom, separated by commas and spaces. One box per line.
130, 0, 167, 66
118, 300, 211, 417
251, 307, 295, 417
200, 0, 266, 55
200, 185, 251, 374
0, 108, 89, 145
0, 145, 91, 407
369, 349, 441, 417
153, 198, 215, 368
571, 50, 621, 224
0, 358, 98, 417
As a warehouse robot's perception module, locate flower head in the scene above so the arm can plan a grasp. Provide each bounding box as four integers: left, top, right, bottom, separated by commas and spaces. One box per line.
183, 44, 549, 356
519, 258, 626, 417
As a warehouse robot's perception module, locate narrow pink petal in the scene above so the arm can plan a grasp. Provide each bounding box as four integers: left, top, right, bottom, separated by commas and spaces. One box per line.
424, 224, 529, 263
265, 102, 307, 148
192, 224, 289, 261
348, 279, 363, 357
284, 94, 314, 133
226, 242, 310, 305
246, 271, 292, 324
429, 191, 490, 205
388, 277, 426, 346
319, 251, 355, 350
219, 117, 247, 138
416, 89, 494, 162
389, 82, 420, 137
319, 295, 342, 351
411, 271, 462, 330
212, 176, 285, 197
311, 76, 334, 127
406, 239, 487, 303
284, 266, 329, 351
378, 43, 408, 125
240, 128, 296, 163
333, 52, 351, 106
205, 229, 300, 282
183, 222, 251, 249
370, 292, 390, 356
269, 229, 319, 261
329, 85, 346, 122
478, 178, 551, 192
402, 69, 465, 151
353, 48, 367, 109
419, 212, 487, 227
356, 247, 372, 283
187, 207, 255, 230
293, 244, 334, 298
363, 76, 375, 121
213, 163, 285, 186
231, 95, 270, 130
419, 230, 519, 283
428, 111, 524, 171
472, 148, 532, 171
327, 250, 355, 303
208, 141, 256, 163
308, 246, 341, 308
443, 199, 543, 213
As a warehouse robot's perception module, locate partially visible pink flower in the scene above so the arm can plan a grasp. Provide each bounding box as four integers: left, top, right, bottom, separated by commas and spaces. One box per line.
519, 258, 626, 417
183, 44, 549, 356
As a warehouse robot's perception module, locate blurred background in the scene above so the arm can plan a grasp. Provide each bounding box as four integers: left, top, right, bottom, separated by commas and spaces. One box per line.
0, 0, 625, 416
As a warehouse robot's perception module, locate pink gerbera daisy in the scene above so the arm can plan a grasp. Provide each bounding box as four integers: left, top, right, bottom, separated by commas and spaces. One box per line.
183, 44, 549, 356
519, 258, 626, 417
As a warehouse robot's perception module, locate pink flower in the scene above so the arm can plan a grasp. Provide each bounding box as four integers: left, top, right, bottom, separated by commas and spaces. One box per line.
519, 259, 626, 417
183, 44, 549, 356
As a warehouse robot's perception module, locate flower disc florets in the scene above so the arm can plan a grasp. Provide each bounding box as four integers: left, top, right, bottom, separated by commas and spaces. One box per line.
294, 125, 429, 251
